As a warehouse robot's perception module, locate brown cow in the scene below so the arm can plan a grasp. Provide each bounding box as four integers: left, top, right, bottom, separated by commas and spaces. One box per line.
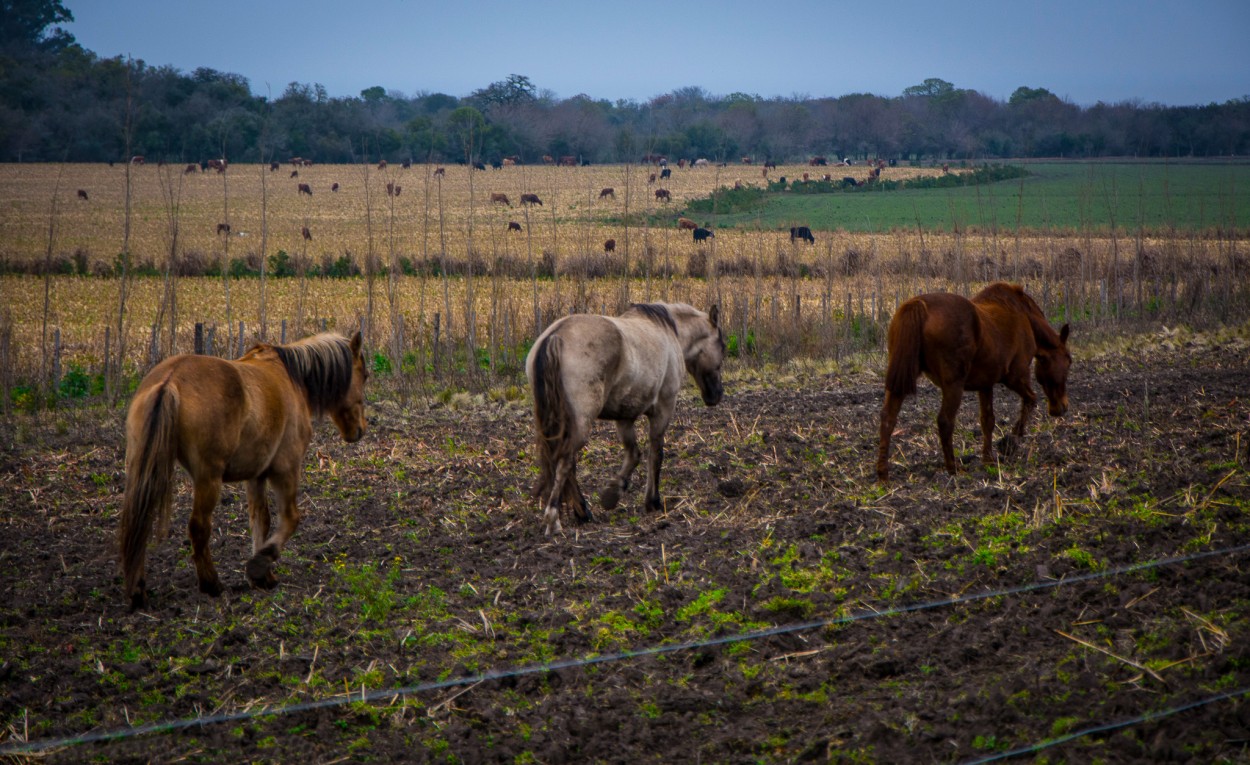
648, 173, 657, 185
290, 170, 299, 178
502, 158, 516, 167
542, 155, 554, 164
741, 156, 753, 164
433, 167, 446, 177
386, 182, 402, 196
302, 226, 312, 241
655, 189, 672, 202
508, 221, 523, 232
216, 223, 231, 235
331, 182, 340, 192
207, 158, 227, 173
184, 163, 198, 174
604, 238, 616, 253
599, 187, 615, 200
490, 192, 512, 207
378, 159, 387, 170
298, 183, 312, 196
677, 217, 697, 230
520, 193, 543, 206
77, 189, 88, 200
270, 161, 280, 172
558, 156, 576, 166
301, 159, 313, 167
130, 155, 145, 165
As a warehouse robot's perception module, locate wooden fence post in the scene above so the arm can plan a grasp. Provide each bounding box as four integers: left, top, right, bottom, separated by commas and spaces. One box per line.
194, 323, 204, 354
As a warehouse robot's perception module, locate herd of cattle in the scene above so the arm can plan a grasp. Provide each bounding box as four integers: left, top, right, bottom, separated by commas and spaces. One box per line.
89, 154, 872, 249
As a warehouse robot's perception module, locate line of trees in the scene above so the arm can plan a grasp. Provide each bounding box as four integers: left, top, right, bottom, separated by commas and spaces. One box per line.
3, 3, 1249, 165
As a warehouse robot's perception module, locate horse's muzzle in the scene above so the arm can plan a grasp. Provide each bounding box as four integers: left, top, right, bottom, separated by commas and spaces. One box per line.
701, 385, 724, 407
1048, 398, 1068, 417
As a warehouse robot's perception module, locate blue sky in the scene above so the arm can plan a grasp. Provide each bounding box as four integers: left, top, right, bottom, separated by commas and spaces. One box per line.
65, 0, 1249, 106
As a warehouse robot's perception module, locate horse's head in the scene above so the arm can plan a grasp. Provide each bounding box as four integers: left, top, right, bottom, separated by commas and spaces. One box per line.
1035, 323, 1071, 417
330, 332, 369, 442
685, 305, 725, 406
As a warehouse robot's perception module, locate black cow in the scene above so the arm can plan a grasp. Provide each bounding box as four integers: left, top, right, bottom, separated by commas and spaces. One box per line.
660, 167, 672, 180
790, 226, 815, 244
693, 227, 714, 242
842, 177, 860, 188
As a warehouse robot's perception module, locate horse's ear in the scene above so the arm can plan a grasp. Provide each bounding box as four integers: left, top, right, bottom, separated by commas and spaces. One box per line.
350, 331, 363, 355
707, 305, 720, 328
1059, 324, 1070, 344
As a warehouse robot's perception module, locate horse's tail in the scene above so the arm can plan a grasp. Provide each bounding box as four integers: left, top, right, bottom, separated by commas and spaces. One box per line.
531, 333, 570, 499
118, 383, 179, 606
885, 298, 927, 397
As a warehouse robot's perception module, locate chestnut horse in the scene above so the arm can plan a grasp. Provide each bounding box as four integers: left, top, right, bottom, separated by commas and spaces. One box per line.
876, 282, 1070, 481
118, 332, 368, 610
527, 303, 725, 535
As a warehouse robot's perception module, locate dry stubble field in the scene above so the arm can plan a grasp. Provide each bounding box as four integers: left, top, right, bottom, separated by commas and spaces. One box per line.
1, 162, 1249, 763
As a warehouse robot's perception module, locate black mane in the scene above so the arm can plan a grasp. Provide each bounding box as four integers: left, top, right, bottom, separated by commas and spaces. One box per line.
625, 303, 678, 335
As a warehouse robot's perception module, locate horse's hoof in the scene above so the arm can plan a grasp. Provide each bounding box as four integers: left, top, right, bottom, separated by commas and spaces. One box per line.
996, 434, 1020, 457
645, 495, 664, 513
576, 499, 595, 523
199, 578, 224, 597
245, 556, 278, 589
128, 590, 149, 612
600, 484, 621, 511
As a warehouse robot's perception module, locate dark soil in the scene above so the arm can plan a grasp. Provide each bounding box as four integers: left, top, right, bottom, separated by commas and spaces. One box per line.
2, 333, 1250, 763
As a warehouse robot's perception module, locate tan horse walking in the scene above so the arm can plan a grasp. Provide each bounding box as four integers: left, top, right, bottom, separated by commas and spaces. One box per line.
527, 303, 725, 535
118, 332, 368, 610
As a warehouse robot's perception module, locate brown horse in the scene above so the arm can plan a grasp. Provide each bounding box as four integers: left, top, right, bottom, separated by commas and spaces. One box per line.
118, 333, 368, 610
527, 303, 725, 535
876, 282, 1070, 481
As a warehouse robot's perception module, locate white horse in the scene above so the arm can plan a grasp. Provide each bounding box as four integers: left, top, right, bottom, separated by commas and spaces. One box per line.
526, 303, 725, 535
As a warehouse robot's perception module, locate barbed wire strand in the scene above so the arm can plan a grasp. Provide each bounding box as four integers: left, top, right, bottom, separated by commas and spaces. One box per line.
3, 541, 1247, 756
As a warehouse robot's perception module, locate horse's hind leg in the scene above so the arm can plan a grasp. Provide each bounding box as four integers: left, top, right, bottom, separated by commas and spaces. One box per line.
977, 389, 997, 464
601, 420, 642, 511
936, 384, 964, 475
246, 470, 301, 589
876, 391, 906, 482
545, 425, 590, 535
246, 478, 271, 557
189, 477, 224, 597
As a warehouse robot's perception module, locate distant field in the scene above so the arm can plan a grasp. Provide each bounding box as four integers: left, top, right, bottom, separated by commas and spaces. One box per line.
708, 160, 1250, 234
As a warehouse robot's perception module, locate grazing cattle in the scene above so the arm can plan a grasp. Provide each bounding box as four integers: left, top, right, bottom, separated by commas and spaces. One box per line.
599, 187, 615, 200
842, 177, 860, 188
654, 189, 671, 202
270, 161, 280, 172
790, 226, 815, 244
433, 167, 446, 177
331, 182, 340, 192
693, 227, 714, 242
402, 159, 412, 169
217, 223, 231, 235
559, 155, 577, 166
377, 160, 387, 170
694, 158, 709, 167
809, 156, 828, 166
762, 167, 769, 178
298, 183, 312, 196
302, 226, 312, 241
502, 158, 516, 167
822, 174, 832, 181
290, 170, 299, 178
677, 217, 697, 230
741, 156, 753, 164
942, 163, 950, 174
641, 153, 666, 164
473, 161, 487, 171
386, 182, 401, 196
802, 173, 810, 182
491, 160, 502, 169
508, 221, 523, 232
733, 180, 744, 190
77, 189, 88, 200
490, 192, 512, 207
301, 159, 313, 167
542, 155, 554, 164
131, 155, 145, 165
184, 164, 198, 174
604, 238, 616, 253
520, 193, 543, 206
677, 159, 687, 169
289, 157, 303, 166
765, 160, 777, 170
207, 158, 227, 173
648, 173, 657, 185
660, 168, 671, 180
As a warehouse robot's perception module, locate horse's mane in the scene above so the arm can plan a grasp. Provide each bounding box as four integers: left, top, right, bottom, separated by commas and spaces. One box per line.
624, 303, 678, 335
976, 283, 1063, 348
270, 333, 355, 416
